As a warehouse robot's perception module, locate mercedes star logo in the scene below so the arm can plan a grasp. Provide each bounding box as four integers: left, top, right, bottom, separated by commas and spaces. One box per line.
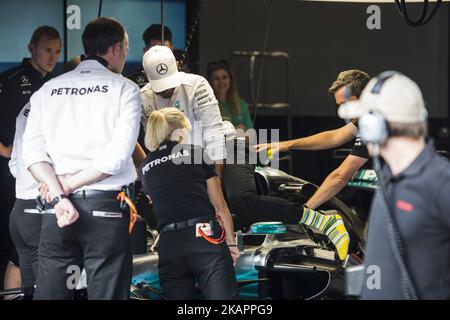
156, 63, 168, 75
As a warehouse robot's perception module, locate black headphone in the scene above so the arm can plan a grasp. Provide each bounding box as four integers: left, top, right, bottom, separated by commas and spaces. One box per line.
358, 71, 429, 146
357, 71, 399, 145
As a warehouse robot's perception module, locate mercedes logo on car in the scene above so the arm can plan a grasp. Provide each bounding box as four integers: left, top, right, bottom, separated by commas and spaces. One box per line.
156, 63, 168, 75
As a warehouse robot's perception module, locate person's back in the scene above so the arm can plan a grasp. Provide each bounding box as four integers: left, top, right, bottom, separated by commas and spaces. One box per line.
22, 17, 141, 300
138, 108, 239, 300
339, 71, 450, 299
140, 141, 216, 230
28, 59, 139, 189
362, 147, 450, 299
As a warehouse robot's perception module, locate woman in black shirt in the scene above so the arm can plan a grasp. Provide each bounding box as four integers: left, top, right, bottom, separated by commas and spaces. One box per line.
139, 108, 239, 300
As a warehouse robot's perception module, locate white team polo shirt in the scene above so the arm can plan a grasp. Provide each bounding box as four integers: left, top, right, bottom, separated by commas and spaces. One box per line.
22, 60, 142, 191
140, 72, 226, 161
9, 103, 38, 199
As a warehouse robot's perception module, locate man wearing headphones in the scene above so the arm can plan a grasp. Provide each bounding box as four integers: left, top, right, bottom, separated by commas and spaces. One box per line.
339, 72, 450, 299
256, 70, 371, 210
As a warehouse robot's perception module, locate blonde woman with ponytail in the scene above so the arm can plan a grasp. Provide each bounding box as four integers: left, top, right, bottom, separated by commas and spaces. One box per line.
139, 108, 239, 300
145, 108, 191, 152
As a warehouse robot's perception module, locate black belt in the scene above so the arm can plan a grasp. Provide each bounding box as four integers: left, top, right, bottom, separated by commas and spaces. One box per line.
69, 184, 134, 200
35, 187, 133, 212
70, 190, 121, 200
160, 215, 216, 233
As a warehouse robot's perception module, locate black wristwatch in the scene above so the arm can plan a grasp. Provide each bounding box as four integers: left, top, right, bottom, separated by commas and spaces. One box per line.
51, 194, 69, 206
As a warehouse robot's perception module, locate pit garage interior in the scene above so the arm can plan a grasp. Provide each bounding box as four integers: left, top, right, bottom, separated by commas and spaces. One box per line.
0, 0, 449, 301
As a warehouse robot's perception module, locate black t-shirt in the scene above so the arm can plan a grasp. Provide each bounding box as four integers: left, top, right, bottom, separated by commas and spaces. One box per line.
125, 69, 149, 89
0, 58, 53, 174
0, 58, 53, 146
139, 141, 217, 229
350, 136, 370, 159
349, 122, 370, 159
362, 140, 450, 299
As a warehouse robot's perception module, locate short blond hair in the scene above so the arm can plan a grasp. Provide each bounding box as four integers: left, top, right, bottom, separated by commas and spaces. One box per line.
145, 107, 191, 151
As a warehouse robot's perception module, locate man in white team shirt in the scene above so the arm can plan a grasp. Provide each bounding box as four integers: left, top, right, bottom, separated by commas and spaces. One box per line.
8, 57, 81, 298
140, 45, 225, 174
22, 17, 141, 300
8, 102, 47, 297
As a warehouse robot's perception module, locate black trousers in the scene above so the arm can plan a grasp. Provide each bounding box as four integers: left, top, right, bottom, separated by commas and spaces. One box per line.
222, 164, 301, 229
158, 222, 239, 300
9, 199, 43, 289
0, 169, 16, 291
34, 196, 132, 300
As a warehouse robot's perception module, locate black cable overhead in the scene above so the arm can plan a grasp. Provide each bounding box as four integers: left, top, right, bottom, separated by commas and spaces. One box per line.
394, 0, 442, 26
98, 0, 103, 17
63, 0, 68, 64
160, 0, 164, 43
179, 0, 203, 70
252, 0, 274, 126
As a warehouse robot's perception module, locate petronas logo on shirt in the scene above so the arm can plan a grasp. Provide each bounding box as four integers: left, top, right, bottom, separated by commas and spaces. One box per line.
174, 100, 181, 109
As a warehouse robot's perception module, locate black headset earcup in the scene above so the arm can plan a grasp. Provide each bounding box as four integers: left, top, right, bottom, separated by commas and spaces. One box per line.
357, 71, 399, 145
358, 112, 389, 145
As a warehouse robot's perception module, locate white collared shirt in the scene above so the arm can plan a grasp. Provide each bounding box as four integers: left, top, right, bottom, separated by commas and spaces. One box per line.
9, 103, 39, 199
141, 72, 226, 161
22, 60, 141, 191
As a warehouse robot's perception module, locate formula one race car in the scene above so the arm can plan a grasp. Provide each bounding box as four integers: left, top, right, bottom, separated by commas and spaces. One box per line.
0, 167, 369, 300
129, 166, 368, 300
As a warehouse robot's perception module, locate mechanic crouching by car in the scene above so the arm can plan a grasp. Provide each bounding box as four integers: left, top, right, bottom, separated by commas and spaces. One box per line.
339, 71, 450, 299
139, 108, 239, 300
222, 122, 350, 261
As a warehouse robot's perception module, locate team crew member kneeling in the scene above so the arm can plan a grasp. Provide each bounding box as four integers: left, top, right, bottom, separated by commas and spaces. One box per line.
139, 108, 239, 300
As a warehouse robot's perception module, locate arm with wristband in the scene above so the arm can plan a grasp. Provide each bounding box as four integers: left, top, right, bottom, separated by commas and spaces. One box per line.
206, 175, 239, 264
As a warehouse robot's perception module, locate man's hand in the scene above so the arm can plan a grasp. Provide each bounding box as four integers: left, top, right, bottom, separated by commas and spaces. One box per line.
38, 183, 51, 203
254, 141, 290, 154
39, 174, 75, 203
228, 246, 240, 265
54, 198, 79, 228
0, 143, 12, 159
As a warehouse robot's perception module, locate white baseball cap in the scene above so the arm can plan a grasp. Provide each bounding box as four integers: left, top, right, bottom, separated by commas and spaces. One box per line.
143, 45, 181, 93
338, 72, 428, 123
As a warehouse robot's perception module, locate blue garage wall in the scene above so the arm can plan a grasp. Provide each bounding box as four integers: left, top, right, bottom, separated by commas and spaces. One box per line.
0, 0, 64, 63
0, 0, 185, 73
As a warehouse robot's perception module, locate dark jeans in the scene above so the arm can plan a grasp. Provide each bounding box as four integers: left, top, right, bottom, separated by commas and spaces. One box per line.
222, 163, 301, 229
158, 222, 239, 300
34, 196, 132, 300
0, 170, 16, 291
9, 199, 43, 289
